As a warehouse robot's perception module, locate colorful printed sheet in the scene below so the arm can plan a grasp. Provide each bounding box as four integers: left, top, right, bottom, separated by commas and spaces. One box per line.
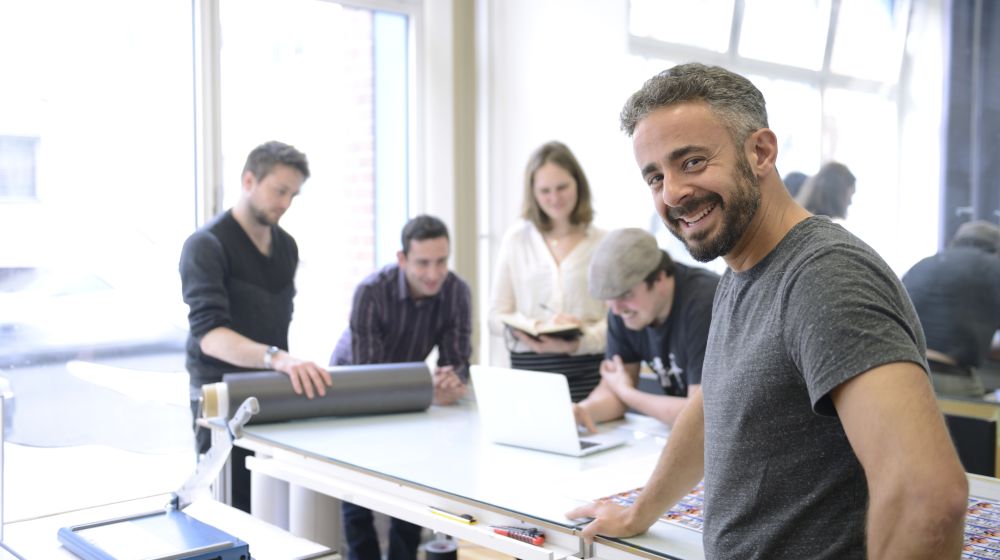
596, 482, 705, 533
596, 485, 1000, 556
964, 497, 1000, 559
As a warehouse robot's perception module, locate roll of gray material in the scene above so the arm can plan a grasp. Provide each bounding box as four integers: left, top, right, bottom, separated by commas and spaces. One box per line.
219, 362, 433, 424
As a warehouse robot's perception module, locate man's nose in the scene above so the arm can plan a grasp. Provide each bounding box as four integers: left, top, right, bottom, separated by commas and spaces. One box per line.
429, 263, 447, 280
662, 172, 693, 209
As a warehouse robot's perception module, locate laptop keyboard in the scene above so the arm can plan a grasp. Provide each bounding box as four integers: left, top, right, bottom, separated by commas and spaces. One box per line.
579, 440, 600, 450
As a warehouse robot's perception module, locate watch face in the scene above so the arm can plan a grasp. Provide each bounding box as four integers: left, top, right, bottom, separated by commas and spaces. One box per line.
264, 346, 279, 368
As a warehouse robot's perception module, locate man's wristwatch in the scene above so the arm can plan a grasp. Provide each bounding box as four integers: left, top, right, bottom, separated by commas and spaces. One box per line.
263, 345, 280, 369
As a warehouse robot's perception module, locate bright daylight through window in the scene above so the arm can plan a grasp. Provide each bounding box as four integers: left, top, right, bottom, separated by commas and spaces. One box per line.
0, 0, 410, 525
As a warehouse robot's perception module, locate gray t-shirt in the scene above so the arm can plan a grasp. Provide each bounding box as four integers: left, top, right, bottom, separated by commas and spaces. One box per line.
702, 217, 927, 559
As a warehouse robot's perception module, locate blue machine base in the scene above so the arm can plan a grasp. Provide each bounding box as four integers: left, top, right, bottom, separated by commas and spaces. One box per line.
58, 508, 250, 560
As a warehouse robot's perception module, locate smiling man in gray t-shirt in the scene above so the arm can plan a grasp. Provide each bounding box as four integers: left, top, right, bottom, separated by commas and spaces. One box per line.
569, 63, 968, 559
702, 216, 926, 557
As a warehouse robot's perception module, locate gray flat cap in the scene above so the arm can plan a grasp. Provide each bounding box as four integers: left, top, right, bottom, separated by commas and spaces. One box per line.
953, 220, 1000, 253
589, 228, 662, 300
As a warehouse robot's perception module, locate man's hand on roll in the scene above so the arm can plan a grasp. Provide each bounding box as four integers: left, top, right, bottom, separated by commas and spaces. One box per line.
271, 352, 332, 399
433, 365, 467, 405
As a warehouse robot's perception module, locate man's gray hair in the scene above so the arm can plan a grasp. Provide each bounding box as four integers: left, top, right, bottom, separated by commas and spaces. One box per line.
620, 63, 769, 147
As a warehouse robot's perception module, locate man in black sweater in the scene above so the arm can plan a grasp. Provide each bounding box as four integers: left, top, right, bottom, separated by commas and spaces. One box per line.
179, 140, 331, 512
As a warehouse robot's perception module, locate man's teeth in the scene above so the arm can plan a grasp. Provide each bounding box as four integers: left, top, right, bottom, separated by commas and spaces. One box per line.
683, 204, 715, 225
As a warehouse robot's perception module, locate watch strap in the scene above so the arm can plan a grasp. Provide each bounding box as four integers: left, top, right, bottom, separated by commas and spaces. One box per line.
263, 345, 280, 369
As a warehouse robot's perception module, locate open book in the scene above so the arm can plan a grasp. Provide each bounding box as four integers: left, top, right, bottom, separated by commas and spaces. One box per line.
502, 316, 582, 341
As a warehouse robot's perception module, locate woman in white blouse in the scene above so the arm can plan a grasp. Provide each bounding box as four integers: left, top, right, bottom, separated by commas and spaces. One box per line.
488, 141, 608, 401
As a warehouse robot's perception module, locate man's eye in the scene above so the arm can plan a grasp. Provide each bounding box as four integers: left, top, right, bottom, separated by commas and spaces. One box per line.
683, 158, 706, 171
646, 175, 663, 189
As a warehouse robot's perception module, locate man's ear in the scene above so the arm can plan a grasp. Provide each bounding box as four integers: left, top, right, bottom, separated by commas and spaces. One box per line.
747, 128, 778, 175
397, 250, 406, 267
241, 170, 256, 193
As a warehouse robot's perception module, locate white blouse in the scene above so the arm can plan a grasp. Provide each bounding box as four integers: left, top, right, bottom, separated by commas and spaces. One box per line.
488, 220, 608, 355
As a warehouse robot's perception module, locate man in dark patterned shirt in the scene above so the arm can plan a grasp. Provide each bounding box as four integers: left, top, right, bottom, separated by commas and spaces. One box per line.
330, 214, 471, 560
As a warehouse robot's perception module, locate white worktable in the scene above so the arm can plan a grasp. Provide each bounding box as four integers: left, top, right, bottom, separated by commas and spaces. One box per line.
238, 401, 702, 560
239, 399, 1000, 560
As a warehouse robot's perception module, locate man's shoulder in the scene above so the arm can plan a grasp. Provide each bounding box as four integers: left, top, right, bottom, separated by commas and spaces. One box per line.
606, 312, 639, 343
675, 263, 721, 305
181, 214, 230, 258
356, 264, 399, 290
765, 217, 889, 281
444, 270, 471, 293
185, 210, 238, 247
348, 266, 399, 313
790, 216, 872, 255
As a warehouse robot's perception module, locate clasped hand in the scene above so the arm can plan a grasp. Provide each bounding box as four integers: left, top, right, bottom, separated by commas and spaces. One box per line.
433, 365, 467, 405
600, 355, 634, 394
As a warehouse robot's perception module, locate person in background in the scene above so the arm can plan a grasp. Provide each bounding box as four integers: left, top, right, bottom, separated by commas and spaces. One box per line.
568, 62, 967, 559
902, 220, 1000, 398
782, 170, 808, 198
795, 161, 856, 219
179, 140, 332, 513
331, 214, 471, 560
574, 228, 718, 431
488, 140, 608, 401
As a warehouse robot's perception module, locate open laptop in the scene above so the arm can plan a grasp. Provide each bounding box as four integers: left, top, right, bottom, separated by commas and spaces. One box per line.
470, 365, 629, 457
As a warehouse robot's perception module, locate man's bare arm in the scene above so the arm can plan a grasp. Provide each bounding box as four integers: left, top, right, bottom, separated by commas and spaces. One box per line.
832, 362, 968, 559
614, 384, 699, 426
567, 389, 705, 544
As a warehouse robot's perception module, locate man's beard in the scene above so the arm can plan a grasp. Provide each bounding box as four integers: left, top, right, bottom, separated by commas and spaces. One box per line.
662, 154, 761, 262
249, 202, 277, 227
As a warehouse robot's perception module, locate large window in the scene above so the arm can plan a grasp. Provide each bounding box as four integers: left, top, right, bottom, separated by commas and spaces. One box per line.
0, 0, 196, 524
0, 0, 415, 531
217, 0, 411, 360
628, 0, 941, 274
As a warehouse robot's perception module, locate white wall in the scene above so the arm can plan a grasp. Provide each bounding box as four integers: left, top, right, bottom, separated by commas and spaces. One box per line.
480, 0, 650, 238
477, 0, 662, 363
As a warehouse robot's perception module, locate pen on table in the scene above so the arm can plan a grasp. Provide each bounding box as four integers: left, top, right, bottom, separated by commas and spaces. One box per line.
429, 506, 477, 525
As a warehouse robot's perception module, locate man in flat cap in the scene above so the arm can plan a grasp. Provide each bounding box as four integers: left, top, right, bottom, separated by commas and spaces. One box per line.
902, 220, 1000, 397
574, 228, 719, 432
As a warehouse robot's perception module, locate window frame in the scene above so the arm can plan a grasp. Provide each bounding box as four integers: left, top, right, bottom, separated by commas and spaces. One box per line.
192, 0, 424, 228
